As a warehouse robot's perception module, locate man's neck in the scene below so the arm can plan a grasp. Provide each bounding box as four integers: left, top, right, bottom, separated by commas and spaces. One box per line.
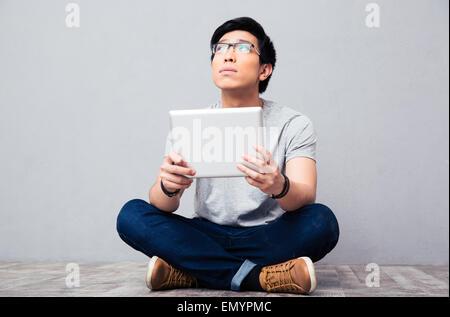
221, 90, 263, 108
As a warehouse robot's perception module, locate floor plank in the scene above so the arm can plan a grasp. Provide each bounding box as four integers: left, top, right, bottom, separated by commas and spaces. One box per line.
0, 262, 447, 297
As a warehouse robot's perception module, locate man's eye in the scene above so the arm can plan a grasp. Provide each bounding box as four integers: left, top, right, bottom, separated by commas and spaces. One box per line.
217, 45, 228, 52
237, 44, 250, 53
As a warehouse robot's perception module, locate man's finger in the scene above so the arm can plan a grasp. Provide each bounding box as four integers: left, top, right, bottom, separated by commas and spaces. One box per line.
162, 172, 194, 185
162, 178, 191, 190
168, 151, 186, 165
236, 163, 264, 182
242, 154, 266, 169
165, 163, 195, 176
245, 176, 261, 187
253, 145, 272, 164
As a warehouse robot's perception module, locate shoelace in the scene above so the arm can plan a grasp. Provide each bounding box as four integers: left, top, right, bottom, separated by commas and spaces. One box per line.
263, 260, 297, 292
167, 265, 198, 288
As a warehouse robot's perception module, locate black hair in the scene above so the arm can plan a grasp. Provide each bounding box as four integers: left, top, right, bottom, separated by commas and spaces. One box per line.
210, 17, 276, 94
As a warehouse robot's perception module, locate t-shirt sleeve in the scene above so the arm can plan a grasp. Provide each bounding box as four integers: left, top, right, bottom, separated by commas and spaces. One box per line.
284, 115, 317, 163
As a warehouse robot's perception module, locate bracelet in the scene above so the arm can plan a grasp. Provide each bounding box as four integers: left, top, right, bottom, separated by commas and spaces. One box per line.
160, 180, 180, 197
271, 173, 290, 199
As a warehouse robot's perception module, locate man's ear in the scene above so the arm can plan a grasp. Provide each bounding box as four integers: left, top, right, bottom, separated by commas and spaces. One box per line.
259, 64, 273, 82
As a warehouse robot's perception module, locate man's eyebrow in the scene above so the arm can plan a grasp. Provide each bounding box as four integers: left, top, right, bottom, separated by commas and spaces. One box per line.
219, 39, 253, 44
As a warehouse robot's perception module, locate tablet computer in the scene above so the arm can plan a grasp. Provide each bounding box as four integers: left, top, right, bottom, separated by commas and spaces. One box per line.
168, 107, 266, 178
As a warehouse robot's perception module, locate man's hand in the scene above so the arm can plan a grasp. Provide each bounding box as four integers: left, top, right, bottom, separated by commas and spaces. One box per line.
159, 151, 196, 192
236, 145, 285, 196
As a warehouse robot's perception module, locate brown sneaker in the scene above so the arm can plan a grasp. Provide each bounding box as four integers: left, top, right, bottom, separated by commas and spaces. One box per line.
261, 256, 317, 294
145, 256, 199, 290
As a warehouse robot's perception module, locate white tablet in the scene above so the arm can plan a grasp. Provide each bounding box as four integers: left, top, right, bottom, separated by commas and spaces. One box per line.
168, 107, 266, 178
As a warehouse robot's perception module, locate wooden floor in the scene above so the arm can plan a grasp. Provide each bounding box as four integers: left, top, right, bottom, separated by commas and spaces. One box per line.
0, 262, 448, 297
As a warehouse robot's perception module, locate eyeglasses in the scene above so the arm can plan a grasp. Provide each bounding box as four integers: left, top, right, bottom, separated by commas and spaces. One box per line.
212, 42, 261, 56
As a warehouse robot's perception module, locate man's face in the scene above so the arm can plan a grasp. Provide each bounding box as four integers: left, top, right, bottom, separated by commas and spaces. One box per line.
211, 30, 266, 92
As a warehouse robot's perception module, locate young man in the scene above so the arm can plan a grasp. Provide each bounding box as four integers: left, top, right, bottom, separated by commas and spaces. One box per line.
116, 17, 339, 294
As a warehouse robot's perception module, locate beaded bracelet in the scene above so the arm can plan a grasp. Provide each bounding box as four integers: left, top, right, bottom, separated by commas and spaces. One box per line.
271, 173, 290, 199
160, 180, 180, 197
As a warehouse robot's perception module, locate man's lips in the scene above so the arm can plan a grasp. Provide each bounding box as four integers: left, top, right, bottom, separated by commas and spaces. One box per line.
220, 68, 237, 73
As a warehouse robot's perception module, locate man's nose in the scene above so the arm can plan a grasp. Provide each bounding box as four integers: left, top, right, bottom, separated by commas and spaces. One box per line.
224, 46, 236, 62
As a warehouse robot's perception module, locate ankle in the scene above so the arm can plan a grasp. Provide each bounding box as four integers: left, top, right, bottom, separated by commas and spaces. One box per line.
241, 265, 264, 292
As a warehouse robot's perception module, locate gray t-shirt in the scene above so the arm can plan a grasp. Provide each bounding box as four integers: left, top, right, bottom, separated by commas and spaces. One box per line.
164, 98, 317, 227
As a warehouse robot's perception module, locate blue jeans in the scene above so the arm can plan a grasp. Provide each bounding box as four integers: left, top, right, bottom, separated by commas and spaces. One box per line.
116, 199, 339, 291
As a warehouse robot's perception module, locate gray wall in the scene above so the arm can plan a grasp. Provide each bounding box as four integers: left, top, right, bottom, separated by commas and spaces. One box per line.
0, 0, 448, 264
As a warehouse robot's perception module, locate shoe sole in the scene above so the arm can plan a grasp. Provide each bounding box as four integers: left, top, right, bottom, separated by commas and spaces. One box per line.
145, 256, 159, 290
299, 256, 317, 293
